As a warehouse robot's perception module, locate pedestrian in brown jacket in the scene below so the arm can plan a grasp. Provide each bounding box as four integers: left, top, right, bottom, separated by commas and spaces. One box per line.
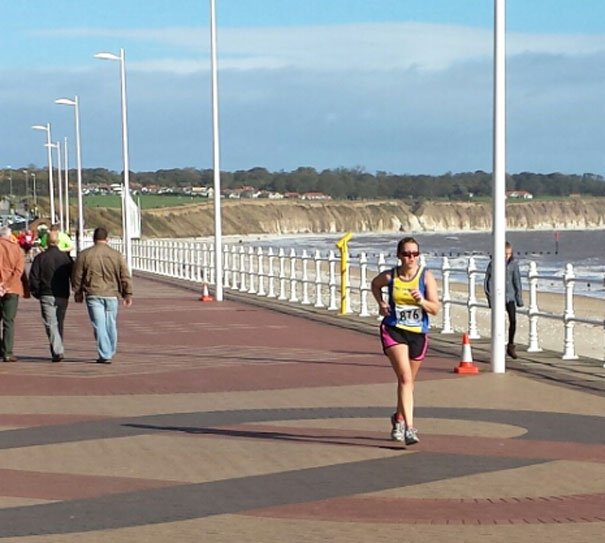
71, 227, 133, 364
0, 226, 26, 362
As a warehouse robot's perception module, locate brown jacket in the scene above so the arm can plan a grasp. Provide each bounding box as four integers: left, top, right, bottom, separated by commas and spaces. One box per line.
0, 237, 25, 296
71, 242, 133, 299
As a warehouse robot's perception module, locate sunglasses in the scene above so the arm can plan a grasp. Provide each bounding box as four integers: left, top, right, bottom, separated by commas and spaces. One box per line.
401, 251, 420, 258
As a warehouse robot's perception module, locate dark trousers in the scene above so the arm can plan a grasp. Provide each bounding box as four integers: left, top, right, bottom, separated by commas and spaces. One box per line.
505, 301, 517, 344
0, 294, 19, 358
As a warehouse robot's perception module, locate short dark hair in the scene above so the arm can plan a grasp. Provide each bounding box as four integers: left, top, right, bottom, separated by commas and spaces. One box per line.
93, 227, 108, 241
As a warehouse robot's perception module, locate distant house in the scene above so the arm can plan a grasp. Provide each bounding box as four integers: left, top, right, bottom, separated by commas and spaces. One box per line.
301, 192, 332, 201
258, 190, 284, 199
190, 186, 213, 197
505, 190, 533, 200
284, 192, 302, 199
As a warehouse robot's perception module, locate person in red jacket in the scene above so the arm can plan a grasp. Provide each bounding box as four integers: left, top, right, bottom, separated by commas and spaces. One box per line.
0, 226, 26, 362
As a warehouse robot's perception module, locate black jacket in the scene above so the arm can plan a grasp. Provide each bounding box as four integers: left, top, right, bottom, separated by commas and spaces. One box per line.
28, 246, 73, 299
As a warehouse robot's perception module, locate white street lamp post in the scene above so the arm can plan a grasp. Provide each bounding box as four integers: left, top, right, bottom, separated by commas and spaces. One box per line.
32, 123, 55, 222
55, 96, 84, 251
94, 49, 132, 271
31, 172, 37, 205
22, 169, 28, 229
22, 169, 28, 198
64, 136, 70, 231
48, 141, 64, 230
209, 0, 224, 301
491, 0, 507, 373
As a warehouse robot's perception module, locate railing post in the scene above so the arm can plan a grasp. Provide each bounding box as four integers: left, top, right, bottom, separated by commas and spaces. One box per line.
289, 249, 299, 303
238, 246, 247, 292
467, 256, 480, 339
185, 241, 192, 280
267, 247, 276, 298
230, 245, 239, 289
201, 243, 209, 287
301, 249, 310, 304
562, 263, 579, 360
343, 255, 352, 314
278, 248, 287, 300
222, 244, 230, 288
247, 247, 257, 294
328, 250, 338, 310
376, 252, 389, 320
527, 261, 542, 352
170, 241, 177, 277
359, 251, 370, 317
209, 243, 215, 285
314, 250, 325, 308
257, 247, 266, 296
440, 256, 453, 334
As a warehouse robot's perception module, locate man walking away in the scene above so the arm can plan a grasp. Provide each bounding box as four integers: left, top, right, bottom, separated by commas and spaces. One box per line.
28, 230, 73, 362
71, 227, 133, 364
0, 226, 26, 362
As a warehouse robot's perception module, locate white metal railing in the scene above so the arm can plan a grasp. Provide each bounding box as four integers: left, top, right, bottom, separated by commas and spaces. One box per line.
127, 238, 604, 362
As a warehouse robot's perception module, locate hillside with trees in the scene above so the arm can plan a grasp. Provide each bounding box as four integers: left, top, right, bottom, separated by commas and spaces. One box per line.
3, 167, 605, 201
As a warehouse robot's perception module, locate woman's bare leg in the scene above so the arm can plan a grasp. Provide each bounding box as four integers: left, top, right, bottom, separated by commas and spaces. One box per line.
386, 345, 415, 428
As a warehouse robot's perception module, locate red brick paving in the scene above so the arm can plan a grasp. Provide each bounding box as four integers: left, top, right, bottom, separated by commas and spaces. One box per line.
0, 274, 602, 536
246, 493, 605, 524
0, 468, 181, 501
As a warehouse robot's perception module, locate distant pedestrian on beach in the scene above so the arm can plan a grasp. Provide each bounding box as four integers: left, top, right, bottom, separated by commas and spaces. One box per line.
28, 230, 73, 362
71, 227, 133, 364
0, 226, 26, 362
484, 240, 524, 359
371, 236, 440, 445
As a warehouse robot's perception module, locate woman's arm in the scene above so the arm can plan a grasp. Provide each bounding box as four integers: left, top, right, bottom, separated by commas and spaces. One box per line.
416, 270, 440, 316
371, 270, 391, 317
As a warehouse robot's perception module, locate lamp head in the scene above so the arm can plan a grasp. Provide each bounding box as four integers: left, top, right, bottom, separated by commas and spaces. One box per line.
94, 52, 120, 61
55, 98, 76, 106
32, 124, 48, 132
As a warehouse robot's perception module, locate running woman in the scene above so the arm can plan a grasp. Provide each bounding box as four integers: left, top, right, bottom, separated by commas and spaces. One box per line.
371, 236, 440, 445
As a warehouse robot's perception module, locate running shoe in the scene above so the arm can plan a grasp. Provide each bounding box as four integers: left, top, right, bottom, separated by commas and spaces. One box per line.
390, 414, 405, 442
404, 427, 420, 445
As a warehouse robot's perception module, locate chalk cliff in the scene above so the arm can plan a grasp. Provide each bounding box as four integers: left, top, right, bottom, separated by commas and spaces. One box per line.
94, 198, 605, 237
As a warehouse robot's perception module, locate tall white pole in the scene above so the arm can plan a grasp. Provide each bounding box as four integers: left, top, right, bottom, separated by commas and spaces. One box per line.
74, 97, 84, 252
491, 0, 507, 373
31, 173, 37, 205
23, 170, 28, 199
45, 125, 55, 222
119, 48, 132, 272
64, 136, 70, 231
94, 51, 132, 269
209, 0, 223, 301
54, 142, 64, 230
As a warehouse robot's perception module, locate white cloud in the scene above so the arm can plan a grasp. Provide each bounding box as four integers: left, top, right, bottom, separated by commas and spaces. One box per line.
7, 22, 605, 174
36, 22, 605, 74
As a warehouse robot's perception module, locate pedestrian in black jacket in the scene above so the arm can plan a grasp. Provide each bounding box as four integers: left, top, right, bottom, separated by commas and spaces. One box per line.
484, 241, 524, 359
28, 231, 73, 362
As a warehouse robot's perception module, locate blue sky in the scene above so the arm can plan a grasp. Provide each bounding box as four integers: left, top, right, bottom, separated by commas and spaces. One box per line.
3, 1, 605, 176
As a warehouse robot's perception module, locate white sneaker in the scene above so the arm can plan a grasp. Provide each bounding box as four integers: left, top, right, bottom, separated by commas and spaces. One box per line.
404, 427, 419, 446
390, 414, 405, 441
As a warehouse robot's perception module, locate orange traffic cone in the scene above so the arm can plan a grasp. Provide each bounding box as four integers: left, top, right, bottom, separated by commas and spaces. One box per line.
199, 281, 214, 302
454, 333, 479, 374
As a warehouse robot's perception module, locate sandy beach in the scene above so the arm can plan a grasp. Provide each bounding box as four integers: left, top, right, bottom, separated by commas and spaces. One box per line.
444, 282, 604, 362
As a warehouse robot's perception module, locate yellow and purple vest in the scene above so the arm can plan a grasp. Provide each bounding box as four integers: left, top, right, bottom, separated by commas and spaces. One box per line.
383, 266, 429, 334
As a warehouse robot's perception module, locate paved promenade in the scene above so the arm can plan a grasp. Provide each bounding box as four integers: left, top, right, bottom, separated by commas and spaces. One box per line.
0, 274, 603, 542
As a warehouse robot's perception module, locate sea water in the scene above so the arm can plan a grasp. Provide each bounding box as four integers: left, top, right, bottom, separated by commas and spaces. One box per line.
241, 229, 605, 300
